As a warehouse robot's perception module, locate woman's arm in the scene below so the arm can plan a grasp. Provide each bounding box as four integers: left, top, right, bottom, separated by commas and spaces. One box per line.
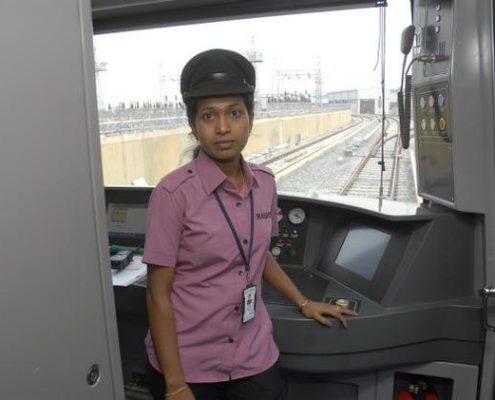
147, 265, 195, 399
263, 253, 357, 327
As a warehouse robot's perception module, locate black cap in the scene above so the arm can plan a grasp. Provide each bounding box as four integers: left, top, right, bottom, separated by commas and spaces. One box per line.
180, 49, 255, 101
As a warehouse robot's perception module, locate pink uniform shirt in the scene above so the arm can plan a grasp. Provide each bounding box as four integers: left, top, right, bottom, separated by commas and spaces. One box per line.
143, 149, 280, 383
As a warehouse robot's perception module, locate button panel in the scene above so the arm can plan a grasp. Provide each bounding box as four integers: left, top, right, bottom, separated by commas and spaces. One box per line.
270, 203, 308, 265
414, 82, 454, 203
415, 85, 451, 143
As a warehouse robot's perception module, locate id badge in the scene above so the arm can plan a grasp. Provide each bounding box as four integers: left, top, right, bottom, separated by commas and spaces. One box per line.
242, 284, 257, 323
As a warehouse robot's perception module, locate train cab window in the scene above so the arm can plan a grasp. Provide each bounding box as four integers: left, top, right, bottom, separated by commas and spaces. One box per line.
94, 1, 416, 207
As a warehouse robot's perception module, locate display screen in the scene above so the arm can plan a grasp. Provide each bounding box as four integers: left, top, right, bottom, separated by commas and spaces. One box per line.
334, 226, 391, 280
107, 203, 147, 244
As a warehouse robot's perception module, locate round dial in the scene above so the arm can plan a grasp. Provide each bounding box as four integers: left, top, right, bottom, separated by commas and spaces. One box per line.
288, 207, 306, 225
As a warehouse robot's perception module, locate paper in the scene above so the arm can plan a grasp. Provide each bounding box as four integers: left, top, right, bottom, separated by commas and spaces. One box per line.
112, 255, 147, 287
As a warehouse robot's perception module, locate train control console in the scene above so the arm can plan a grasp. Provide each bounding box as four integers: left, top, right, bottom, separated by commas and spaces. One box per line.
105, 187, 483, 399
264, 195, 482, 375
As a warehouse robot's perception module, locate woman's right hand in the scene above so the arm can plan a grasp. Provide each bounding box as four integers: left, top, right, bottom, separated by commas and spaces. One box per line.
165, 385, 196, 400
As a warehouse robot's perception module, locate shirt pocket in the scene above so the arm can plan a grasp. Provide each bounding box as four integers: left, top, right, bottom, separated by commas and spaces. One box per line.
185, 216, 238, 272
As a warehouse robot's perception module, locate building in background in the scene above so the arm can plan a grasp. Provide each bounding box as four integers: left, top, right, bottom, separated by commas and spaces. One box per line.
323, 88, 398, 114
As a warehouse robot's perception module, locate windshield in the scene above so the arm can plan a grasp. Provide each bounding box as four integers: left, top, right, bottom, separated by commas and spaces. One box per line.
94, 0, 418, 206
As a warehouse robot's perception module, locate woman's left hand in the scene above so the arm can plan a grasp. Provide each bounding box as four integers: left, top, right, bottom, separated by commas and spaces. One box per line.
301, 301, 358, 328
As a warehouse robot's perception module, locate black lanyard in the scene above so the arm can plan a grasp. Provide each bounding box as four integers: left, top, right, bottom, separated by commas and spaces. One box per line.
214, 190, 254, 278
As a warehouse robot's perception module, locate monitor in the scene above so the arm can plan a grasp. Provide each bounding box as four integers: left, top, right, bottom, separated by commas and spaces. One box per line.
107, 203, 147, 246
335, 226, 391, 281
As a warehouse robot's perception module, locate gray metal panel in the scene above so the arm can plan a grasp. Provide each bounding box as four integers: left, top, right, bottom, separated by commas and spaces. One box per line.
270, 302, 482, 355
279, 341, 482, 374
284, 371, 376, 400
91, 0, 378, 33
448, 0, 492, 213
383, 210, 474, 307
413, 0, 491, 213
0, 0, 123, 398
477, 0, 495, 396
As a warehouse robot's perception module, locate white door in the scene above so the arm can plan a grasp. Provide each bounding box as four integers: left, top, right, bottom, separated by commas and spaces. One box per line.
0, 0, 124, 398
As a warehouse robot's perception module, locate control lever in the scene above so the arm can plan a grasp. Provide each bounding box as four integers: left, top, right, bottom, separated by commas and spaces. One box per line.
479, 286, 495, 331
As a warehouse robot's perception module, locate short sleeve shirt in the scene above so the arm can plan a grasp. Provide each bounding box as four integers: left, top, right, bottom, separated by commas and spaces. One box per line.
143, 149, 279, 383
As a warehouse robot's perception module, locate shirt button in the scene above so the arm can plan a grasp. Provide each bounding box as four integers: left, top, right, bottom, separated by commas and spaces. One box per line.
187, 169, 193, 174
228, 338, 234, 343
236, 202, 242, 207
238, 270, 243, 276
242, 239, 248, 245
234, 305, 240, 311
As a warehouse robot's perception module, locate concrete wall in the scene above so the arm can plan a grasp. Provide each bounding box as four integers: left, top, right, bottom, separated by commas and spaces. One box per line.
100, 110, 351, 186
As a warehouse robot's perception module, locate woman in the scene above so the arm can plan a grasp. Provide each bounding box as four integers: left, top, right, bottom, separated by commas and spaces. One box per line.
143, 49, 356, 400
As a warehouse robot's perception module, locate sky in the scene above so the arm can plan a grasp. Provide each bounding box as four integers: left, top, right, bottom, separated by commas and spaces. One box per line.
93, 0, 411, 107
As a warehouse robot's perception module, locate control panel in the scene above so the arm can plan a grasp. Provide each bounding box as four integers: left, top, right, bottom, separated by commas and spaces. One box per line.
269, 203, 308, 265
411, 0, 489, 212
415, 83, 454, 202
416, 85, 451, 143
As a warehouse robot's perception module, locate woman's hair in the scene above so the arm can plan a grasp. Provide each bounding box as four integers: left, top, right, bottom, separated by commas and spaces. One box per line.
186, 93, 255, 159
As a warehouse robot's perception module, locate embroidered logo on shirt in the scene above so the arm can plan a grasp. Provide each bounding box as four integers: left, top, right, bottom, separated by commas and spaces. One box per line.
256, 211, 272, 220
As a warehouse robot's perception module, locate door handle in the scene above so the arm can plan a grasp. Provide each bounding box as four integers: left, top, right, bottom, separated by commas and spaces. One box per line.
479, 287, 495, 332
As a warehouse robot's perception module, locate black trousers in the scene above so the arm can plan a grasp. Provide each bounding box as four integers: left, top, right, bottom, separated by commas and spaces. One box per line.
146, 362, 283, 400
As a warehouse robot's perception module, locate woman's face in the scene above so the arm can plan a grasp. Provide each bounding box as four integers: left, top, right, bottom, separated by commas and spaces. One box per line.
191, 95, 252, 163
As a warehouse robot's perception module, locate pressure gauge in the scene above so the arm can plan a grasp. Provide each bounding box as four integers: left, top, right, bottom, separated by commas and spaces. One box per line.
288, 208, 306, 225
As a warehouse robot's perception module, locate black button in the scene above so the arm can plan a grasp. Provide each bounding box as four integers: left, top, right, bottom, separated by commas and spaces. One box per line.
242, 239, 248, 245
187, 169, 193, 174
236, 202, 242, 207
234, 306, 240, 311
228, 338, 234, 343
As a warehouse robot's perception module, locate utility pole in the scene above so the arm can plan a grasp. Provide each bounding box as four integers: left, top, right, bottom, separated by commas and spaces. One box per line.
94, 47, 107, 110
245, 36, 263, 101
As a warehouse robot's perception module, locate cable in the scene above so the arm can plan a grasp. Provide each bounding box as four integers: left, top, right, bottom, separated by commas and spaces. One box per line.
373, 11, 383, 72
403, 75, 412, 149
378, 6, 387, 210
405, 54, 438, 75
398, 54, 437, 149
397, 54, 407, 148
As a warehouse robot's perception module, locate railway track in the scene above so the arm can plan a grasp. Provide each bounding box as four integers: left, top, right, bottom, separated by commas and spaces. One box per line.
337, 117, 410, 201
270, 115, 418, 203
259, 115, 381, 177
